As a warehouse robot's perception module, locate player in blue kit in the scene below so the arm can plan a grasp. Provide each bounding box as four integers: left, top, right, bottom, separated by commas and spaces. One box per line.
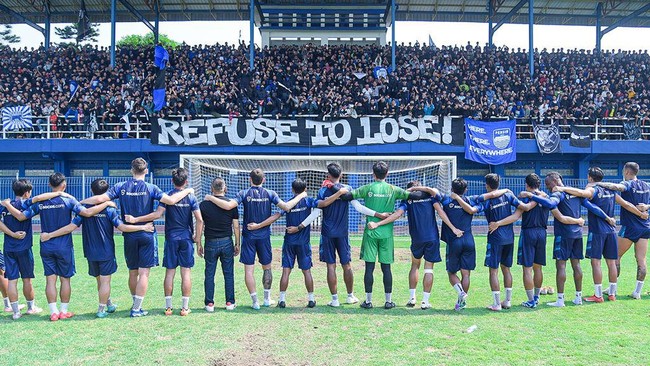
0, 218, 28, 318
81, 158, 195, 317
556, 167, 648, 302
367, 181, 463, 310
39, 179, 155, 318
596, 162, 650, 299
453, 173, 535, 311
3, 173, 114, 321
126, 168, 204, 316
205, 168, 308, 310
0, 179, 45, 320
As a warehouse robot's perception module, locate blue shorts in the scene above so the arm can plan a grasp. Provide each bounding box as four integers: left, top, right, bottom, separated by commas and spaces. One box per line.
619, 225, 650, 243
41, 245, 76, 278
586, 232, 618, 260
282, 243, 313, 270
485, 242, 513, 269
240, 237, 272, 266
4, 249, 35, 280
553, 236, 584, 261
319, 236, 351, 265
163, 238, 195, 269
411, 240, 442, 263
445, 234, 476, 273
88, 259, 118, 277
517, 228, 547, 267
124, 232, 158, 270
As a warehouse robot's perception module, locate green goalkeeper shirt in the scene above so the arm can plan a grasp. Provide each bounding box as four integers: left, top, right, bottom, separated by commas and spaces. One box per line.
352, 181, 410, 239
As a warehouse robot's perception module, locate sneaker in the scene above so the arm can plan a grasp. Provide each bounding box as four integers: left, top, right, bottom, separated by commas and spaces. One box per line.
225, 302, 236, 311
12, 312, 22, 320
180, 308, 191, 316
307, 301, 316, 308
500, 301, 511, 309
346, 295, 359, 304
521, 300, 537, 309
486, 304, 502, 311
458, 299, 467, 310
263, 299, 276, 307
26, 306, 43, 315
50, 313, 60, 322
205, 303, 215, 312
4, 304, 25, 312
251, 302, 261, 310
406, 298, 417, 307
360, 301, 373, 309
546, 287, 555, 295
629, 293, 641, 300
546, 301, 565, 307
277, 301, 286, 309
420, 301, 431, 310
96, 311, 109, 318
59, 312, 74, 320
540, 287, 548, 295
327, 300, 340, 307
607, 294, 616, 302
533, 295, 540, 305
130, 309, 149, 317
164, 307, 173, 316
572, 297, 583, 305
384, 301, 396, 309
584, 295, 604, 303
106, 304, 117, 313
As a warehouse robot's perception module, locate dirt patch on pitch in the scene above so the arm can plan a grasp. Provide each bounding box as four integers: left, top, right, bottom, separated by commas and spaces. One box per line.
209, 331, 311, 366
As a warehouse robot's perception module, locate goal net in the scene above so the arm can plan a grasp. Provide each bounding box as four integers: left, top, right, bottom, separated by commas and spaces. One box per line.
180, 155, 456, 237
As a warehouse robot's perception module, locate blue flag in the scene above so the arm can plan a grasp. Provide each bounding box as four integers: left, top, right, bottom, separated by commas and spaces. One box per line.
373, 66, 388, 79
464, 118, 516, 165
69, 80, 79, 98
153, 45, 169, 112
2, 106, 33, 130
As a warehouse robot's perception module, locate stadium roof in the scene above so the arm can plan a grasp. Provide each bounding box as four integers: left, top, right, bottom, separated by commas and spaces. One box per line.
1, 0, 649, 28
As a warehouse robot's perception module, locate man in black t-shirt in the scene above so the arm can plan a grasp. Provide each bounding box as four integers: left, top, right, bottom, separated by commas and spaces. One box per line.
199, 177, 240, 312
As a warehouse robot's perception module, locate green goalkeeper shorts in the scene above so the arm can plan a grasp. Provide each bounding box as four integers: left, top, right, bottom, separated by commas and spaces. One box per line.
360, 232, 394, 264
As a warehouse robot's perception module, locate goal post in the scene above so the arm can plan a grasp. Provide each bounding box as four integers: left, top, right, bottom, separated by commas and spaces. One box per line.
180, 155, 456, 236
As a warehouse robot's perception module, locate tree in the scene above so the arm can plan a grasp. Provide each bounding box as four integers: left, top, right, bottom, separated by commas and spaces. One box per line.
54, 23, 100, 44
0, 25, 21, 45
117, 33, 180, 49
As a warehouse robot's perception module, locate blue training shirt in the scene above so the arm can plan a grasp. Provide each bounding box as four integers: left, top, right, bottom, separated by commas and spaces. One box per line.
282, 196, 319, 246
619, 179, 650, 230
317, 184, 352, 238
533, 192, 583, 239
397, 192, 441, 245
1, 198, 33, 252
72, 205, 122, 261
520, 197, 550, 229
107, 179, 164, 230
588, 186, 617, 234
440, 194, 479, 244
161, 189, 200, 240
477, 192, 522, 245
24, 196, 84, 249
236, 186, 281, 240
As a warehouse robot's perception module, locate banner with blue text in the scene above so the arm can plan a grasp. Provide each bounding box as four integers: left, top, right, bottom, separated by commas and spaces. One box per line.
464, 118, 516, 165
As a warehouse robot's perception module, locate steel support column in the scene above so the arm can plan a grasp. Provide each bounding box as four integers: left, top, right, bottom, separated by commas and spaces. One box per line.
249, 0, 255, 71
528, 0, 534, 77
391, 0, 396, 71
595, 3, 602, 53
44, 7, 51, 50
488, 0, 494, 48
154, 0, 160, 44
110, 0, 117, 68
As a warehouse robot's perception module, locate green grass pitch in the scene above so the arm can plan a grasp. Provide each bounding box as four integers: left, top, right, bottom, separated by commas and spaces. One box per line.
1, 235, 649, 365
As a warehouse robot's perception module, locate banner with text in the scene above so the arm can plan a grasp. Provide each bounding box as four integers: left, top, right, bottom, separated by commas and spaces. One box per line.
151, 116, 465, 147
464, 118, 516, 165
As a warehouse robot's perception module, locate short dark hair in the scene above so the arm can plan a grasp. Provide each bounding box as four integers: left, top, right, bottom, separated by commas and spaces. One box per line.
211, 177, 225, 193
485, 173, 500, 189
131, 157, 148, 175
49, 172, 66, 188
372, 161, 389, 180
172, 168, 188, 187
291, 178, 307, 194
545, 172, 563, 186
588, 167, 605, 182
525, 173, 541, 189
327, 163, 342, 179
91, 179, 109, 195
12, 179, 32, 196
451, 178, 468, 195
250, 168, 264, 185
406, 180, 421, 189
624, 162, 640, 175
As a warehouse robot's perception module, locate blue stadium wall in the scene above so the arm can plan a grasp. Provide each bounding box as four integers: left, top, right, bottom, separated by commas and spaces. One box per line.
2, 139, 650, 180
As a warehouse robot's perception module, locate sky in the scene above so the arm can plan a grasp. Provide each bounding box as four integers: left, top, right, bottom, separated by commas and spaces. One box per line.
4, 20, 650, 51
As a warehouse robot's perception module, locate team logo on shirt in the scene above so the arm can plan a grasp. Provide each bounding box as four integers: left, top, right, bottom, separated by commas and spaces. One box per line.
449, 202, 456, 208
121, 189, 126, 196
247, 196, 252, 202
368, 192, 374, 197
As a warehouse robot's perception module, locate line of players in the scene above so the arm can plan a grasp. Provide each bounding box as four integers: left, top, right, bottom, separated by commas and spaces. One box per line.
0, 158, 648, 320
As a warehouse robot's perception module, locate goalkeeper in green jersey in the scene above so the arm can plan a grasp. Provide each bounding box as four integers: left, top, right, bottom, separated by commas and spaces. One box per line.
337, 161, 432, 309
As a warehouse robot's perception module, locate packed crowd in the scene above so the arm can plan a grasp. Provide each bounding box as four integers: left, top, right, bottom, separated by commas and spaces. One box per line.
1, 42, 649, 137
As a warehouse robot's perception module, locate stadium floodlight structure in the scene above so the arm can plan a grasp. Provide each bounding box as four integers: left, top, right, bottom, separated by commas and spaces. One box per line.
180, 154, 456, 236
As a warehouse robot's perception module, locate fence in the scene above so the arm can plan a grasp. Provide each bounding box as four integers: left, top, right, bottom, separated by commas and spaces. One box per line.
1, 176, 617, 236
1, 115, 649, 140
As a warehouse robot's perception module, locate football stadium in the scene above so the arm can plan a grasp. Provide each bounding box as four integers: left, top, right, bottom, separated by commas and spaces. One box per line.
1, 0, 650, 364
